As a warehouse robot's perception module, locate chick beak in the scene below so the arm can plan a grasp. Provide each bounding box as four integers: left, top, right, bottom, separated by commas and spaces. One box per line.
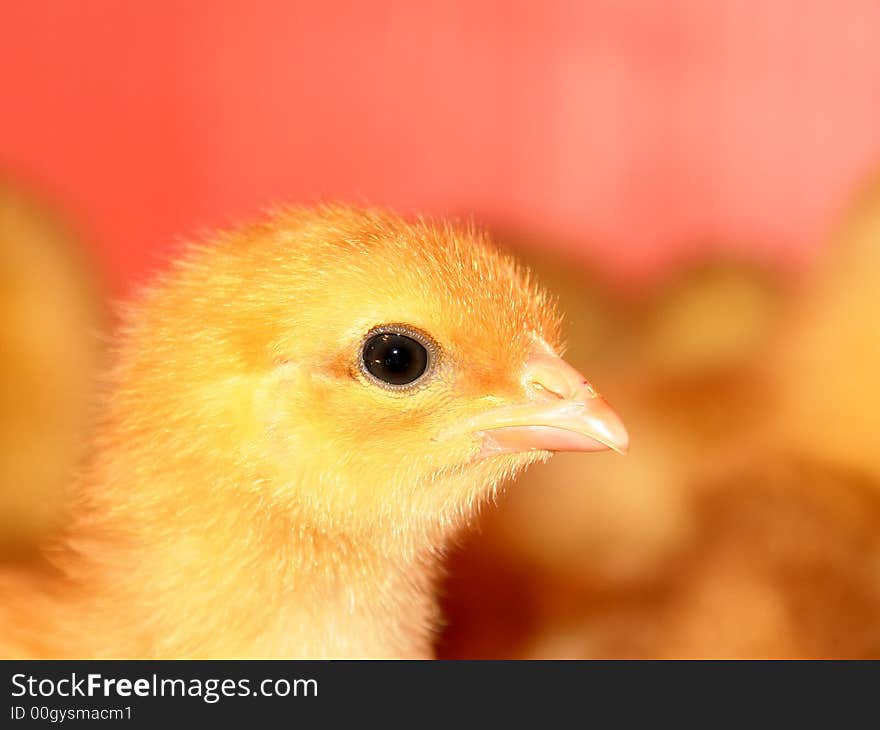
466, 350, 629, 459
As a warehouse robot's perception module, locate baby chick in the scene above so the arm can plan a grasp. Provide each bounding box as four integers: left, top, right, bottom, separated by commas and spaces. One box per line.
0, 205, 626, 658
0, 179, 102, 554
774, 174, 880, 472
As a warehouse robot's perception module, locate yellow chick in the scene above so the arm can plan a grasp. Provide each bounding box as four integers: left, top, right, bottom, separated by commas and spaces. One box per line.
0, 179, 102, 554
0, 205, 626, 658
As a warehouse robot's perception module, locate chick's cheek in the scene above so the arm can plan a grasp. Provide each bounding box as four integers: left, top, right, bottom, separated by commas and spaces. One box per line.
280, 369, 438, 471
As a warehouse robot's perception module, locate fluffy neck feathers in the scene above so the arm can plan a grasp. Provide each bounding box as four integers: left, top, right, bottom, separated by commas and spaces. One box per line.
58, 467, 445, 657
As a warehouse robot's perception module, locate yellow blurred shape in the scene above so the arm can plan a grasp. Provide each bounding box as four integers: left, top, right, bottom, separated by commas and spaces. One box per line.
639, 261, 783, 374
0, 179, 103, 553
776, 176, 880, 472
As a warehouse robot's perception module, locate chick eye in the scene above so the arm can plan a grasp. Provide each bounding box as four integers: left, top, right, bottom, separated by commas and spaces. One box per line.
361, 326, 433, 389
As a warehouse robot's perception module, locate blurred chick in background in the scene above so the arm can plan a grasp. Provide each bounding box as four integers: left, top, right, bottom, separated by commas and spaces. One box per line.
774, 175, 880, 472
0, 180, 102, 554
0, 205, 627, 658
440, 174, 880, 659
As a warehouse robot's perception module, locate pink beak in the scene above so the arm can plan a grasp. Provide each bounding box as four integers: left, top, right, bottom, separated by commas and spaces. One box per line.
462, 350, 629, 459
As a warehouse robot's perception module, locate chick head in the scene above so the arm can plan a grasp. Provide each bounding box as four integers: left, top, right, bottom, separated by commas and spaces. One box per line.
112, 206, 627, 540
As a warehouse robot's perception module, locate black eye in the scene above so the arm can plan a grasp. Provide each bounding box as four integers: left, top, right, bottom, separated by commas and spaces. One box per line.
361, 327, 433, 389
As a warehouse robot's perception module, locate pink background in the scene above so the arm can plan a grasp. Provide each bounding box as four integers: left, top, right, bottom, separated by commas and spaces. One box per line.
2, 1, 879, 292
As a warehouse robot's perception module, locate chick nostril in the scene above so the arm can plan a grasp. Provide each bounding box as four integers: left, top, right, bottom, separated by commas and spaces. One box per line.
527, 379, 568, 400
523, 351, 596, 401
525, 375, 603, 405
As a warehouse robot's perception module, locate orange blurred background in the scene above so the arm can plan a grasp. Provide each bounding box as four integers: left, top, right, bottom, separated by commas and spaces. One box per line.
3, 1, 880, 658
